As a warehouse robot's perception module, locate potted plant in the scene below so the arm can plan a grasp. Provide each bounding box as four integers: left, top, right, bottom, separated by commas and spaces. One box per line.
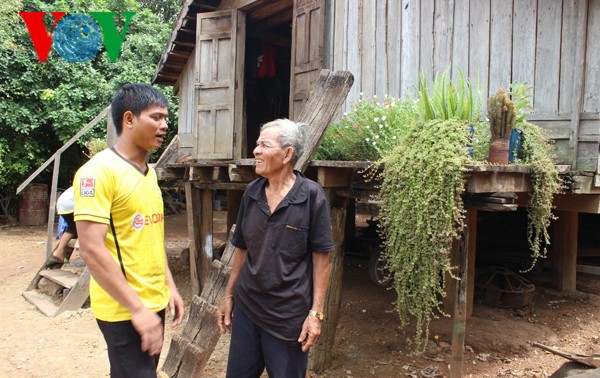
487, 88, 517, 164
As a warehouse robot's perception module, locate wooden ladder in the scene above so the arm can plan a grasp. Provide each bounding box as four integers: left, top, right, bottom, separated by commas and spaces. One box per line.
22, 242, 90, 317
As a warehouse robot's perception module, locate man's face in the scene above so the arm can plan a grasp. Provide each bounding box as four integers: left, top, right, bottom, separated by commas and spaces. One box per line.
253, 126, 290, 177
130, 105, 169, 151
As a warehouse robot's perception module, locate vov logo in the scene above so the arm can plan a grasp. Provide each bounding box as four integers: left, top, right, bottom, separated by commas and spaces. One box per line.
19, 12, 135, 63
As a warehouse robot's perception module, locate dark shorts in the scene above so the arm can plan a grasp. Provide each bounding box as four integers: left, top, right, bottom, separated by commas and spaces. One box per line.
61, 213, 77, 237
96, 310, 165, 378
226, 306, 308, 378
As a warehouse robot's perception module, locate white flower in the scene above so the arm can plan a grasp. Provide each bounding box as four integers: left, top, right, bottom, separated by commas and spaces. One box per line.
384, 94, 389, 98
391, 102, 396, 107
372, 141, 377, 145
379, 124, 383, 129
373, 94, 378, 99
343, 112, 348, 116
382, 116, 387, 121
392, 136, 397, 139
374, 117, 379, 122
365, 138, 370, 142
375, 135, 380, 139
366, 125, 370, 129
360, 92, 364, 97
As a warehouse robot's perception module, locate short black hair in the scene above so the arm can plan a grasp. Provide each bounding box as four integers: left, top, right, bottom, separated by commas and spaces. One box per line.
111, 84, 169, 135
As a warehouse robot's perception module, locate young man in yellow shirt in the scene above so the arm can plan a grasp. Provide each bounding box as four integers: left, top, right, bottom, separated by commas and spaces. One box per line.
74, 84, 184, 377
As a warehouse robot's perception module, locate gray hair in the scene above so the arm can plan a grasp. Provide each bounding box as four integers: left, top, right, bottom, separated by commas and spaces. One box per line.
260, 118, 308, 164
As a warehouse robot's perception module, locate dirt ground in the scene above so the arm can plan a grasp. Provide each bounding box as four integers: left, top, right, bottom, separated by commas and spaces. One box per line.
1, 211, 600, 378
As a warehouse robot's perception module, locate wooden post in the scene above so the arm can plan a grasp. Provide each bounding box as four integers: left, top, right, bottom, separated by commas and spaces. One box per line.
198, 189, 214, 293
450, 207, 472, 378
551, 210, 578, 292
45, 155, 60, 258
309, 204, 346, 373
226, 190, 243, 233
444, 208, 477, 318
185, 182, 202, 296
106, 107, 117, 148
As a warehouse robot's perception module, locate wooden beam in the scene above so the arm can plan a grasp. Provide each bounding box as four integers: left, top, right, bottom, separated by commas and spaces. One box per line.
197, 189, 214, 293
45, 156, 60, 259
551, 210, 578, 292
450, 208, 471, 377
173, 40, 196, 47
246, 0, 292, 22
309, 199, 347, 373
253, 8, 293, 31
226, 190, 243, 233
185, 182, 202, 296
553, 193, 600, 213
294, 70, 354, 172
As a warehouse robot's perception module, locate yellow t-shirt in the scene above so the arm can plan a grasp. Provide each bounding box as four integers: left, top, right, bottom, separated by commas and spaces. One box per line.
74, 148, 169, 322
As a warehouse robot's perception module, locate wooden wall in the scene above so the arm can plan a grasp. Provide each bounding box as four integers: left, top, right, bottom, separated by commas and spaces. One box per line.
327, 0, 600, 171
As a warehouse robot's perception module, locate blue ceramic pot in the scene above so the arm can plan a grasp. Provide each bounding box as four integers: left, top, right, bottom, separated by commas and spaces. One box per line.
509, 128, 523, 163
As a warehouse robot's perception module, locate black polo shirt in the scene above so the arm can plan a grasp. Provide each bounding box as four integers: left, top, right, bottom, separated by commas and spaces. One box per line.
231, 170, 334, 344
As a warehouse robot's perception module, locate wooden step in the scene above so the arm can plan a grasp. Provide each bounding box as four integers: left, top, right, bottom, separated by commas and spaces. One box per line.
22, 290, 59, 317
39, 269, 79, 289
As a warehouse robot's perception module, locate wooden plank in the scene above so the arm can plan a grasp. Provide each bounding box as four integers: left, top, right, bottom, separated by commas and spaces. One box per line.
420, 0, 434, 80
468, 0, 490, 99
360, 0, 376, 97
466, 171, 532, 193
401, 0, 419, 97
552, 210, 579, 292
294, 70, 355, 172
534, 1, 562, 113
488, 0, 512, 96
39, 269, 79, 289
185, 182, 202, 296
309, 205, 346, 372
433, 0, 454, 74
55, 269, 90, 316
450, 208, 470, 378
577, 264, 600, 275
451, 0, 469, 78
162, 227, 237, 378
387, 0, 401, 97
571, 0, 590, 170
512, 0, 536, 85
197, 189, 214, 293
583, 0, 600, 112
22, 290, 59, 317
316, 166, 353, 187
375, 0, 388, 99
346, 0, 361, 102
553, 194, 600, 213
559, 0, 577, 113
45, 156, 60, 259
332, 0, 348, 73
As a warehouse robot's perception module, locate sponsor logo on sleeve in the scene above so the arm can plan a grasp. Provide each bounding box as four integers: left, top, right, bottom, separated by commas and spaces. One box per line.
80, 178, 95, 197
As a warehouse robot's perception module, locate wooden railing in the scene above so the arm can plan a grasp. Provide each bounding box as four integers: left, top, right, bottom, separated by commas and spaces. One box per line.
15, 106, 115, 258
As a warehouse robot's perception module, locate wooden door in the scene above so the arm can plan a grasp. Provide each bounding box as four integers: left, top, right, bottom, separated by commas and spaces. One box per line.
195, 10, 245, 159
289, 0, 326, 120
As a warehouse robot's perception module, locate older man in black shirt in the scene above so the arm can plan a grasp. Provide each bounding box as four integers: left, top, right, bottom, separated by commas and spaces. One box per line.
216, 118, 334, 378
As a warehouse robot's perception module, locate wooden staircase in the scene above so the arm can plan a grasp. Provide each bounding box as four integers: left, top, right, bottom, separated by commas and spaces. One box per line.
22, 242, 90, 317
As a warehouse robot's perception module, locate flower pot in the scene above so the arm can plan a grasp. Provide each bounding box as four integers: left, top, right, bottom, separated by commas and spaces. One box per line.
509, 128, 523, 163
488, 138, 510, 164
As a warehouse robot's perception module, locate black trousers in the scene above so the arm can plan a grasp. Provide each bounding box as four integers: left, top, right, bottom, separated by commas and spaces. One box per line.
96, 309, 165, 378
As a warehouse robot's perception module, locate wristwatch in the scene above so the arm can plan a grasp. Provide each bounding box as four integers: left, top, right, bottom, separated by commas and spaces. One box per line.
308, 309, 324, 321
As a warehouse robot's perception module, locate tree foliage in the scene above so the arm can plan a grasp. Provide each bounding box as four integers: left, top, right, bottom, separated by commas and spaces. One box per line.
0, 0, 180, 220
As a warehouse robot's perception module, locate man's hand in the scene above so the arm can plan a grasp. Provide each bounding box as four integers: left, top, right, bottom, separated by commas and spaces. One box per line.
169, 289, 185, 327
131, 307, 164, 356
216, 296, 234, 334
298, 315, 322, 352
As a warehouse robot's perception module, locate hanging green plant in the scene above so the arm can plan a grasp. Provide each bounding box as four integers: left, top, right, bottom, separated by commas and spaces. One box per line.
515, 121, 563, 270
377, 118, 470, 352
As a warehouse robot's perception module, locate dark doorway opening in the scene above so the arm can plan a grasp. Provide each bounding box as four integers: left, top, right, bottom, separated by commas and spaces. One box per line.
243, 20, 292, 157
